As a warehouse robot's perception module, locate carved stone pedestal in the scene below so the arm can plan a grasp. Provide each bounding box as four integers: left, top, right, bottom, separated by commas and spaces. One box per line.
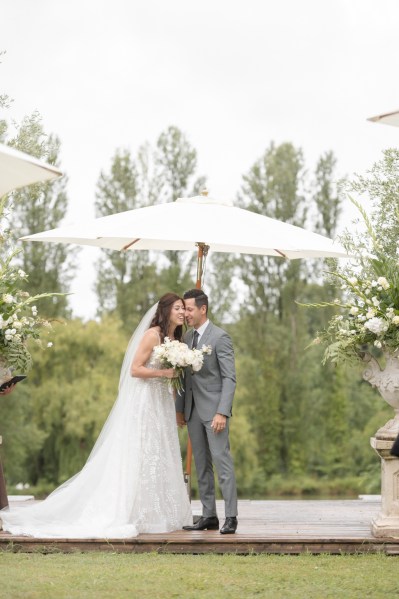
363, 352, 399, 537
370, 435, 399, 538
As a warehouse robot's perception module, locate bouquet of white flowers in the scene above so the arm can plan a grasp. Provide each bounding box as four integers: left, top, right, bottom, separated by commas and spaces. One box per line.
151, 337, 212, 392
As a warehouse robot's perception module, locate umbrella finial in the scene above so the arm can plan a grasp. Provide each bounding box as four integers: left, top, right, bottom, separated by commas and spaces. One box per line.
200, 189, 209, 197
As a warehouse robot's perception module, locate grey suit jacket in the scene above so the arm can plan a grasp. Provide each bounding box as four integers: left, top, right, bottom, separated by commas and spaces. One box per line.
175, 321, 236, 422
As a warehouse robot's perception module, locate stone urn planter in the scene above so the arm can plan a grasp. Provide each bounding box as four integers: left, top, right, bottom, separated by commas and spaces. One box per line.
363, 352, 399, 537
0, 357, 13, 387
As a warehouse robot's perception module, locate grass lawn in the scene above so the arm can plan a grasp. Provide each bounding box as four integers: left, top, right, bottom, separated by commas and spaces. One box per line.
0, 552, 398, 599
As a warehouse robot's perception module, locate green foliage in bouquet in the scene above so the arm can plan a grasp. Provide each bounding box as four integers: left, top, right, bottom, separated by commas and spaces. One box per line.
305, 149, 399, 365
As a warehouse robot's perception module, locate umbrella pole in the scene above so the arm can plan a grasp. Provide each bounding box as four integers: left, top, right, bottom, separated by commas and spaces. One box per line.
185, 243, 209, 501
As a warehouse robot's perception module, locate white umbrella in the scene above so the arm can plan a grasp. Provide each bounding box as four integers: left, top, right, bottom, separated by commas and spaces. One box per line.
0, 143, 63, 197
368, 109, 399, 128
21, 192, 348, 260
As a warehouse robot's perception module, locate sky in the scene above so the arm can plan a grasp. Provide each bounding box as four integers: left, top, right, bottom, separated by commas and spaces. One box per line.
2, 0, 399, 319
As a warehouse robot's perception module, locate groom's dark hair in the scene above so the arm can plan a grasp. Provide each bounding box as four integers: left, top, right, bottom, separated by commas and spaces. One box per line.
183, 289, 208, 314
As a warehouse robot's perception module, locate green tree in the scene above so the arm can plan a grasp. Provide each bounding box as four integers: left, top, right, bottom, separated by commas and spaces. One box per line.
154, 126, 206, 292
17, 317, 128, 486
313, 151, 342, 238
5, 113, 75, 318
94, 148, 161, 330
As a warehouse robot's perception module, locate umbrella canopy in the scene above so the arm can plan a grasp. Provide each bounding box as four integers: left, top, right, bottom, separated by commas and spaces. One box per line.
368, 109, 399, 128
21, 193, 348, 260
0, 143, 63, 197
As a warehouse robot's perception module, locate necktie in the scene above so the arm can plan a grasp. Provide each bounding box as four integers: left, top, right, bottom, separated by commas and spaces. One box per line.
192, 330, 199, 349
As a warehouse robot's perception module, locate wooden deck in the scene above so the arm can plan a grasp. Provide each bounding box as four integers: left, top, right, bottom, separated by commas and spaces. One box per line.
1, 497, 399, 555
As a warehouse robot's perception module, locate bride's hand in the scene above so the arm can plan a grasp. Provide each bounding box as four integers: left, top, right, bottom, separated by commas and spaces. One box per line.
162, 368, 178, 379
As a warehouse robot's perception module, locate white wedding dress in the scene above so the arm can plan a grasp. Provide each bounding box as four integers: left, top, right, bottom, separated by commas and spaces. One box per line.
0, 305, 192, 538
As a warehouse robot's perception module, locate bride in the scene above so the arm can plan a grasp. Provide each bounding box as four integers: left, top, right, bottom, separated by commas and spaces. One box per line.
0, 293, 192, 538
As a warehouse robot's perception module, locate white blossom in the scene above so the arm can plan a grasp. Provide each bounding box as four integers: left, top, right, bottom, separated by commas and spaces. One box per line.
2, 294, 13, 304
374, 340, 382, 348
377, 277, 390, 290
372, 297, 380, 307
364, 317, 389, 335
4, 328, 15, 340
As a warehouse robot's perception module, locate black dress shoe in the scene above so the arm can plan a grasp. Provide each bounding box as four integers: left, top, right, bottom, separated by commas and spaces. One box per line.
220, 516, 237, 534
183, 516, 219, 531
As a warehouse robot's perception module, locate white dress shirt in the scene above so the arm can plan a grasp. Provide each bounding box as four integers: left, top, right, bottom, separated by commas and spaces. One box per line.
193, 319, 209, 347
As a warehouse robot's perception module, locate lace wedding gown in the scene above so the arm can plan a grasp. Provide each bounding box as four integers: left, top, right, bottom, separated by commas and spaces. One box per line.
0, 308, 192, 539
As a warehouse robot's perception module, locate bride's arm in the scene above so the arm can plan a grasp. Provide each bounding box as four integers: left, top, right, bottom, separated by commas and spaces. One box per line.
130, 329, 175, 379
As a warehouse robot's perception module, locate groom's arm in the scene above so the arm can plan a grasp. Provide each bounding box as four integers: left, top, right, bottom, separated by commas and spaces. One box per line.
215, 332, 236, 417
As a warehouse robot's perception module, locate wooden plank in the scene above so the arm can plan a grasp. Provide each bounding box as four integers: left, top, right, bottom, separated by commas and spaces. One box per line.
1, 498, 398, 554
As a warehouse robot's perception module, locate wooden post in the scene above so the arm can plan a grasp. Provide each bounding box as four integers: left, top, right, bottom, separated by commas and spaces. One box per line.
0, 437, 8, 509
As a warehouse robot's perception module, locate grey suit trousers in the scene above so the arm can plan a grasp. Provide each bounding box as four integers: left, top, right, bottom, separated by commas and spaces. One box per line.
188, 404, 238, 518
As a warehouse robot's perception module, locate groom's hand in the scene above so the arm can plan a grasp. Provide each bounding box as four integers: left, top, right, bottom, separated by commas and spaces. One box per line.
176, 412, 186, 427
211, 413, 227, 434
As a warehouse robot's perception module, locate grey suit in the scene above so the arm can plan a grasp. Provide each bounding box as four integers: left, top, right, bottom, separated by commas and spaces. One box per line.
176, 321, 238, 518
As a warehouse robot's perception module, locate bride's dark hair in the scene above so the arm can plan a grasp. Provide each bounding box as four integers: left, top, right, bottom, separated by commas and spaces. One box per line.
150, 292, 185, 341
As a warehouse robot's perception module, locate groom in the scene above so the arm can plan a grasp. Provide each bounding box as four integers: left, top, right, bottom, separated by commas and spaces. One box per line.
176, 289, 238, 534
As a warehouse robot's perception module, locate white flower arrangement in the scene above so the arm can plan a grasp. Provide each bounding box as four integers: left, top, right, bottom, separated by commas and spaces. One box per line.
308, 269, 399, 364
152, 337, 212, 392
0, 242, 63, 375
306, 152, 399, 365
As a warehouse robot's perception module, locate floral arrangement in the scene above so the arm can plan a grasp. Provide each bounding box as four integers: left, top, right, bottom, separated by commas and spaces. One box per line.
0, 236, 61, 377
151, 337, 212, 392
307, 150, 399, 366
